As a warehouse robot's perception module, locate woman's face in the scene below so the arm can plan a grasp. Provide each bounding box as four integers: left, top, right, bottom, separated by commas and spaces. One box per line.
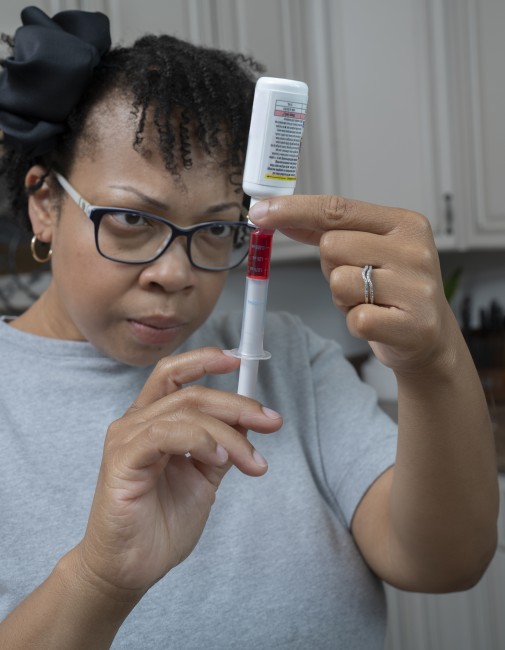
28, 101, 243, 366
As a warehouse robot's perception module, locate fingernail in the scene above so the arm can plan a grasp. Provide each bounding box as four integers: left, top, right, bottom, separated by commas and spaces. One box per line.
253, 449, 268, 468
262, 406, 282, 419
248, 200, 269, 222
222, 349, 237, 357
216, 444, 229, 463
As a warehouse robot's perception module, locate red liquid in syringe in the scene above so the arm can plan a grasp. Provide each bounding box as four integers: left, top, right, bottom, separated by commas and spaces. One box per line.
247, 229, 274, 280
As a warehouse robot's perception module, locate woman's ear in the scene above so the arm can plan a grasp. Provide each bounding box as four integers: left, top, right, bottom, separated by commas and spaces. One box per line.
25, 165, 57, 242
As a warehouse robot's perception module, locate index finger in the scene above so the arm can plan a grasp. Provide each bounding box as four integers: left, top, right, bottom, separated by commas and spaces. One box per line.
129, 347, 240, 411
248, 194, 406, 241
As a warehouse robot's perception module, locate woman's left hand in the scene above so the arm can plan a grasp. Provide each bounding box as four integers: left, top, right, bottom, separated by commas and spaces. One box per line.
250, 194, 499, 594
249, 195, 455, 374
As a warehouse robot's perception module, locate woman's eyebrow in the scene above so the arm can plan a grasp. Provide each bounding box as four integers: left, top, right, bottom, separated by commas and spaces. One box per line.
108, 185, 242, 215
108, 184, 169, 211
205, 201, 243, 214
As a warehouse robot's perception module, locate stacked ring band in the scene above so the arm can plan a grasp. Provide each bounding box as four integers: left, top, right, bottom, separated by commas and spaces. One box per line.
362, 265, 374, 304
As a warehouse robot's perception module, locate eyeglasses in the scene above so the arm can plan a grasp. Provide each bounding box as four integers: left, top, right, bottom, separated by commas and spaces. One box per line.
53, 172, 253, 271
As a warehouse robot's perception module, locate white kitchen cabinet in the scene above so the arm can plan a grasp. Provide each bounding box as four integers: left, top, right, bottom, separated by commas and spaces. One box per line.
487, 552, 505, 649
214, 0, 456, 248
385, 474, 505, 650
0, 0, 49, 35
66, 0, 457, 258
327, 0, 455, 248
443, 0, 505, 248
4, 1, 505, 254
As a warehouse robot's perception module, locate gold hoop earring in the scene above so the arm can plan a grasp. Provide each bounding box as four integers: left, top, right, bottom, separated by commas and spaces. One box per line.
30, 235, 52, 264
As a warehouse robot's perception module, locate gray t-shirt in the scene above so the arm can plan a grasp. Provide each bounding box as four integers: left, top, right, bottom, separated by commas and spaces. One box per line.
0, 311, 397, 649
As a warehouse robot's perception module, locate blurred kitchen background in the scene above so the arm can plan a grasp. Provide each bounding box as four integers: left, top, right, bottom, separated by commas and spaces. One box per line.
1, 1, 505, 648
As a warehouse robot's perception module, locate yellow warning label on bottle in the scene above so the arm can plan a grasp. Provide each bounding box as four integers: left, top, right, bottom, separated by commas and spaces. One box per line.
264, 174, 297, 182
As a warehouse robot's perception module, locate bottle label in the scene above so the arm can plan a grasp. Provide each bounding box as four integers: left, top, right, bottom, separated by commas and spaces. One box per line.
261, 93, 307, 185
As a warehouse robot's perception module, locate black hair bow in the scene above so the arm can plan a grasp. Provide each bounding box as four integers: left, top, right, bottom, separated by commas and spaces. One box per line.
0, 5, 111, 156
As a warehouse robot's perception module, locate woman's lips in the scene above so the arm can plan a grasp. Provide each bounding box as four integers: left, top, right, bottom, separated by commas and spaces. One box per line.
127, 317, 186, 345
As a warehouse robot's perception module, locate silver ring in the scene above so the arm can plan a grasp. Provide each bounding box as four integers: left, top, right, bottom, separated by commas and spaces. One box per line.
362, 265, 374, 304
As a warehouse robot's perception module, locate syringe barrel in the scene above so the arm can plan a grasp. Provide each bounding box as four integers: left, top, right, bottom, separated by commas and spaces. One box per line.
237, 278, 270, 359
237, 358, 260, 397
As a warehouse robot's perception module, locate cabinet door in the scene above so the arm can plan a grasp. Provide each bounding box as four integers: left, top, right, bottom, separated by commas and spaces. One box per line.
487, 552, 505, 648
445, 0, 505, 247
332, 0, 454, 248
385, 579, 495, 650
0, 1, 212, 49
78, 0, 214, 44
0, 1, 53, 36
488, 473, 505, 647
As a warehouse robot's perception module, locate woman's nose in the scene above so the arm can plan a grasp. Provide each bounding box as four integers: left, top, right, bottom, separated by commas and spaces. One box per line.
137, 236, 196, 292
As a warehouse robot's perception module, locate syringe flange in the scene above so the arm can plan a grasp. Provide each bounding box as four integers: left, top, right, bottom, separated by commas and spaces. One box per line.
228, 348, 272, 361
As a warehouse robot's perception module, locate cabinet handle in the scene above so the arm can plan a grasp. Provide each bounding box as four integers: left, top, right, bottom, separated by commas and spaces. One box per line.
444, 193, 454, 235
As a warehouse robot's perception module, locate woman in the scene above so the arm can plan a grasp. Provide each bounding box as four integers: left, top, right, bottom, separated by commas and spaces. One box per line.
0, 7, 498, 649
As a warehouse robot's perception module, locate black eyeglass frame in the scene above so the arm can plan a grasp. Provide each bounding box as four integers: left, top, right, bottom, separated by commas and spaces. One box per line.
53, 172, 254, 271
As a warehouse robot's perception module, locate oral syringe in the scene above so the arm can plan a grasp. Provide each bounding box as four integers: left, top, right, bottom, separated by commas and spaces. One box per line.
231, 77, 308, 398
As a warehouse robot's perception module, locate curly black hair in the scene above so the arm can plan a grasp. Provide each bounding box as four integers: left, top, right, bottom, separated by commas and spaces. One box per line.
0, 33, 264, 231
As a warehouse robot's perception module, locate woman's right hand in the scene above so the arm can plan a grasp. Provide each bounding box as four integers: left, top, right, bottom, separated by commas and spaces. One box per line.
68, 347, 282, 601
